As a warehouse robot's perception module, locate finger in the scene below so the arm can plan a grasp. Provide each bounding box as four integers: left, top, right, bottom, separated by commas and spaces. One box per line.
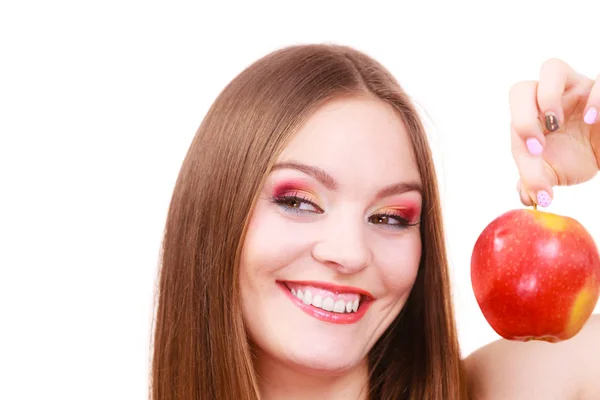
536, 58, 580, 132
516, 179, 534, 207
509, 80, 546, 152
583, 73, 600, 125
511, 125, 557, 207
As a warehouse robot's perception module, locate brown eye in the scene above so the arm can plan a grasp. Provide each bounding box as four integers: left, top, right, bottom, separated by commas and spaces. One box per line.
370, 215, 392, 224
272, 195, 323, 213
368, 212, 413, 229
287, 199, 301, 208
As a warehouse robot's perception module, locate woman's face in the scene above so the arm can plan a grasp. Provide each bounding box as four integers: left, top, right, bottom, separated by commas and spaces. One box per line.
239, 95, 423, 374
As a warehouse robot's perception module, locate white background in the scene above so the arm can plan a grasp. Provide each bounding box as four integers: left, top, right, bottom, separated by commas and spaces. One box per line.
1, 1, 599, 399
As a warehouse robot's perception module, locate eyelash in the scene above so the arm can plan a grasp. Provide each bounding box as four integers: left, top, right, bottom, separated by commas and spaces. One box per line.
368, 211, 419, 229
270, 194, 419, 229
271, 194, 324, 214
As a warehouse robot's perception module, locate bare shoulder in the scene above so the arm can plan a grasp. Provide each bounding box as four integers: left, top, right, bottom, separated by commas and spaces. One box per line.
465, 314, 600, 400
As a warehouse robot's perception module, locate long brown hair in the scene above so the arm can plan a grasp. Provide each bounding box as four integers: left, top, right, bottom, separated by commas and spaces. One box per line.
150, 43, 468, 399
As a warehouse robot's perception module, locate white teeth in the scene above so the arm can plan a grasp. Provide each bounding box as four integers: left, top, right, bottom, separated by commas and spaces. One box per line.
290, 286, 362, 314
333, 300, 346, 313
312, 295, 323, 308
302, 290, 313, 305
345, 301, 353, 313
322, 297, 334, 311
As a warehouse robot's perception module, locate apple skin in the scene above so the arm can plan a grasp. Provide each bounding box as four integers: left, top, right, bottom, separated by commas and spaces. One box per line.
471, 208, 600, 343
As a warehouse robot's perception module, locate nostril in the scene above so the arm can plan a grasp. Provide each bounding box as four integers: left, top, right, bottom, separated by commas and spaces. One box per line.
311, 236, 371, 272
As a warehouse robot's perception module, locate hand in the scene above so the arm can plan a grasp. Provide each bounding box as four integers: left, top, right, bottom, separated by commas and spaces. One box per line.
510, 58, 600, 207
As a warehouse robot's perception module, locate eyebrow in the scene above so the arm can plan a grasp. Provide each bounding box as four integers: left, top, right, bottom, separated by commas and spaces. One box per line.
270, 161, 422, 198
375, 181, 423, 199
271, 161, 338, 190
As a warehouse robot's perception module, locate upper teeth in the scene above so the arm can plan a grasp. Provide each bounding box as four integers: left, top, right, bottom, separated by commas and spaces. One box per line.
291, 288, 360, 313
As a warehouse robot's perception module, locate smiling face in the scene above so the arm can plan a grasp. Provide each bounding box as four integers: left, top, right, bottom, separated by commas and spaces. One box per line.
239, 95, 423, 375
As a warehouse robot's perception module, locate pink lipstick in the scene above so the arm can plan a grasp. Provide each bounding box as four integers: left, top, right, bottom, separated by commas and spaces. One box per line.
278, 280, 374, 324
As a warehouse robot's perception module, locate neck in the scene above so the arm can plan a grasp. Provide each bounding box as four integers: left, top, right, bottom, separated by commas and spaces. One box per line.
255, 351, 370, 400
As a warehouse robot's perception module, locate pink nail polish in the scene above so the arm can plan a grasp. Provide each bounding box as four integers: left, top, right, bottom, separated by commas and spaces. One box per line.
537, 190, 551, 207
526, 138, 543, 155
584, 107, 597, 125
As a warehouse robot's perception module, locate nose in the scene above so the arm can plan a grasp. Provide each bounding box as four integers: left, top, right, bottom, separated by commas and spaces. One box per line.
311, 218, 371, 274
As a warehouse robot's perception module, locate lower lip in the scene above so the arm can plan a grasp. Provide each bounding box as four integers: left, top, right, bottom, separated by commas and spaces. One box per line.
278, 282, 373, 324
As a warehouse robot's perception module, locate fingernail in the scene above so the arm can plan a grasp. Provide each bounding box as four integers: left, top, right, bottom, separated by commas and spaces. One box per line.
584, 107, 597, 125
544, 112, 559, 132
525, 138, 543, 155
537, 190, 552, 207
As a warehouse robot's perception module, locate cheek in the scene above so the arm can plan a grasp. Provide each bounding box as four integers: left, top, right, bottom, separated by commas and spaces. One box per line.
374, 232, 422, 292
239, 203, 315, 281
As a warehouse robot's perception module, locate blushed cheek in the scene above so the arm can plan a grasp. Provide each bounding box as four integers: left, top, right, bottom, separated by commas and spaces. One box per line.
378, 237, 422, 292
238, 207, 284, 329
241, 205, 283, 271
240, 203, 317, 279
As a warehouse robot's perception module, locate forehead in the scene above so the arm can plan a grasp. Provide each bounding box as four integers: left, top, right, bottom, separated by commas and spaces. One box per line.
278, 95, 421, 186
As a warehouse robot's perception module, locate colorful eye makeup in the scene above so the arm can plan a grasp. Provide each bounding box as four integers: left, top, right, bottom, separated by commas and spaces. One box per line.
270, 180, 324, 214
268, 177, 421, 230
368, 204, 421, 229
271, 180, 315, 198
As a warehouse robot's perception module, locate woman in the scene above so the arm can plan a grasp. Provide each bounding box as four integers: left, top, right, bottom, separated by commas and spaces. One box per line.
150, 44, 600, 399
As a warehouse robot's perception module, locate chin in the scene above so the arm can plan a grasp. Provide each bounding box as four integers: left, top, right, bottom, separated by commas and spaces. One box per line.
248, 317, 375, 376
281, 342, 366, 375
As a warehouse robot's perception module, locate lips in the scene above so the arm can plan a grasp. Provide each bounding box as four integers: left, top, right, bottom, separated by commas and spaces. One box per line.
278, 280, 374, 324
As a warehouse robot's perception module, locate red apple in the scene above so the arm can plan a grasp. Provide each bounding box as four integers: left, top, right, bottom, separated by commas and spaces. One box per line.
471, 208, 600, 342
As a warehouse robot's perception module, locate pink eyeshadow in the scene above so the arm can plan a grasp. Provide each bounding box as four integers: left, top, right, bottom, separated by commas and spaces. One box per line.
272, 179, 313, 196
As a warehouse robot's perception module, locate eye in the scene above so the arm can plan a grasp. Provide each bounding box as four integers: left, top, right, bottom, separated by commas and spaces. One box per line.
368, 212, 418, 229
271, 193, 324, 214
